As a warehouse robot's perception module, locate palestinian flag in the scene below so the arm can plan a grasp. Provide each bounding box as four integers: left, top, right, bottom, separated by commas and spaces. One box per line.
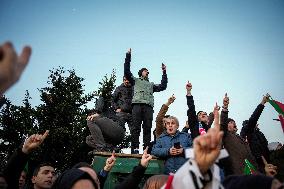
268, 98, 284, 115
244, 159, 256, 175
279, 114, 284, 133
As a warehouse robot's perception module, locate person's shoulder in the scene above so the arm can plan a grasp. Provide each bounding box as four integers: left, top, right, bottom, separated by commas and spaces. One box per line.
158, 132, 170, 139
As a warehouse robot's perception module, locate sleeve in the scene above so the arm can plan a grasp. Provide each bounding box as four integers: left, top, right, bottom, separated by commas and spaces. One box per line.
3, 148, 29, 189
98, 169, 109, 189
223, 174, 273, 189
114, 164, 146, 189
240, 104, 265, 139
155, 104, 169, 138
186, 95, 199, 140
220, 110, 228, 136
124, 52, 135, 85
153, 71, 168, 92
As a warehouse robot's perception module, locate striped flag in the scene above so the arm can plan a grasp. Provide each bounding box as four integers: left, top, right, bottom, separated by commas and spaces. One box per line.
268, 98, 284, 116
244, 159, 256, 175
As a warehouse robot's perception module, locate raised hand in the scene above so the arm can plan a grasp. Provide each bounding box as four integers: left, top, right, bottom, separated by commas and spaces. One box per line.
223, 93, 229, 109
0, 42, 32, 95
261, 93, 270, 105
166, 94, 176, 106
87, 113, 100, 121
162, 63, 166, 71
104, 151, 116, 171
186, 81, 192, 96
22, 130, 49, 154
262, 156, 277, 177
127, 48, 131, 54
194, 107, 223, 174
214, 102, 221, 114
140, 147, 152, 167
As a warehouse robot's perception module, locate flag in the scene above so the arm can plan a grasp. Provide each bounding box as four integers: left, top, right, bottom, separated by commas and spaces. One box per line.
279, 114, 284, 133
164, 173, 174, 189
268, 98, 284, 116
244, 159, 256, 175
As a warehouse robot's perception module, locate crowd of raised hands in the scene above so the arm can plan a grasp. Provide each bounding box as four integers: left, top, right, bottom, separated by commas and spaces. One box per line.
1, 41, 283, 189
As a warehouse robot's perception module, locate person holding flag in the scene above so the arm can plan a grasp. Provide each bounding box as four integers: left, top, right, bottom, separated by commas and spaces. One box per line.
240, 94, 273, 174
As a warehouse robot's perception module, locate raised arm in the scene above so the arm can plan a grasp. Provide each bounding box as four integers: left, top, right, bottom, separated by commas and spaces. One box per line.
194, 105, 223, 174
114, 147, 152, 189
3, 130, 49, 189
186, 82, 199, 139
155, 95, 175, 138
123, 48, 134, 85
240, 94, 269, 138
153, 63, 168, 92
220, 93, 229, 135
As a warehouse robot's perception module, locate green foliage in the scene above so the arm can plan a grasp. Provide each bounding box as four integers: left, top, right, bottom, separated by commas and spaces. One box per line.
0, 92, 36, 168
93, 70, 116, 109
0, 67, 132, 172
34, 67, 94, 171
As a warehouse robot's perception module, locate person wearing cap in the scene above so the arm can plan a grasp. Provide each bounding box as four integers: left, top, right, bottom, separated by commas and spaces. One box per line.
185, 82, 215, 140
124, 48, 167, 154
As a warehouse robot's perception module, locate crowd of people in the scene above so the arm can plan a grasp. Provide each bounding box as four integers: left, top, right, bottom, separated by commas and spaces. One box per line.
1, 41, 284, 189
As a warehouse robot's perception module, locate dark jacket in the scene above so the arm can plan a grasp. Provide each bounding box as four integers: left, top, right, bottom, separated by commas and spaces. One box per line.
112, 83, 133, 113
186, 95, 214, 140
223, 174, 274, 189
124, 51, 167, 108
220, 110, 259, 176
151, 131, 192, 174
94, 97, 125, 128
3, 148, 29, 189
240, 104, 269, 173
114, 163, 146, 189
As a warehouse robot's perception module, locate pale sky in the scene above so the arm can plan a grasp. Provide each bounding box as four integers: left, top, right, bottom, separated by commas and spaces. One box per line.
1, 0, 284, 146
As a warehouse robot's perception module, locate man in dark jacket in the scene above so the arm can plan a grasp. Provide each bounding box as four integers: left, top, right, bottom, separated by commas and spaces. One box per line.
86, 97, 125, 152
220, 93, 259, 176
185, 82, 214, 140
240, 94, 271, 173
124, 48, 168, 154
112, 76, 133, 139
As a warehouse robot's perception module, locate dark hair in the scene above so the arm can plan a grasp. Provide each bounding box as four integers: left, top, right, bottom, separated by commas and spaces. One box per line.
52, 168, 97, 189
138, 68, 148, 77
32, 162, 54, 176
72, 162, 93, 169
227, 118, 235, 125
197, 111, 204, 116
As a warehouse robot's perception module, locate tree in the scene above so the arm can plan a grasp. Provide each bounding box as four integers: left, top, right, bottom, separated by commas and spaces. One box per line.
93, 69, 117, 111
31, 67, 94, 171
0, 92, 36, 169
